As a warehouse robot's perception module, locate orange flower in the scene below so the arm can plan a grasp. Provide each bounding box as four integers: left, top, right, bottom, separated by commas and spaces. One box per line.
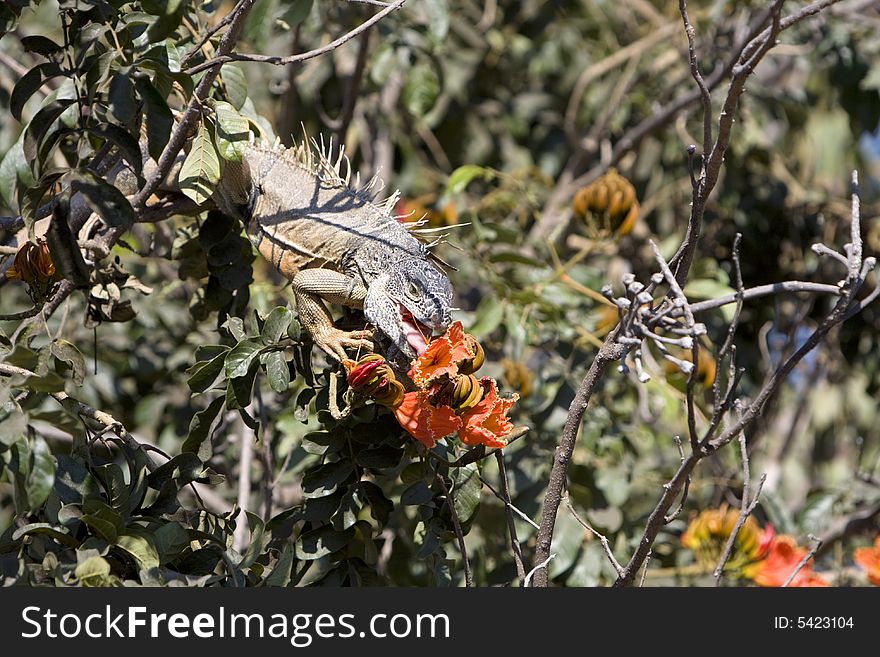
458, 378, 518, 448
409, 321, 476, 387
393, 390, 462, 448
743, 535, 828, 587
854, 536, 880, 586
392, 321, 520, 449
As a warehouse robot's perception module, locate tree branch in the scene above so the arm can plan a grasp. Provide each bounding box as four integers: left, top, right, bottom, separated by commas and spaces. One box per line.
184, 0, 406, 76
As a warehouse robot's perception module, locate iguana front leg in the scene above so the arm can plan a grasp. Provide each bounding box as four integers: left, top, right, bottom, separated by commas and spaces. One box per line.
292, 269, 375, 361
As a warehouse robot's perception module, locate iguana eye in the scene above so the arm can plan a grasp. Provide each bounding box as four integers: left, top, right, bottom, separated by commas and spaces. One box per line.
406, 281, 420, 298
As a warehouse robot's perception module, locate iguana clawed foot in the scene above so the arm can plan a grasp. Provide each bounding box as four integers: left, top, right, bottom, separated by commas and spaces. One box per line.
313, 327, 375, 362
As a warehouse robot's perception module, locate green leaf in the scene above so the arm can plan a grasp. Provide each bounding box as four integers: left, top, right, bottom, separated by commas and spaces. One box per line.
187, 349, 229, 392
136, 77, 173, 161
75, 555, 113, 586
179, 119, 221, 205
182, 396, 226, 461
468, 295, 504, 338
331, 487, 361, 532
450, 463, 481, 523
400, 480, 433, 506
26, 435, 55, 513
12, 523, 79, 548
264, 543, 295, 587
301, 460, 355, 499
360, 481, 393, 526
50, 339, 85, 386
148, 452, 204, 489
300, 430, 344, 456
0, 133, 34, 210
108, 71, 137, 124
261, 307, 291, 345
225, 361, 259, 410
54, 455, 100, 504
446, 164, 494, 195
295, 525, 354, 560
92, 463, 130, 516
238, 511, 266, 570
224, 339, 264, 379
88, 124, 144, 181
11, 62, 59, 121
80, 498, 125, 543
488, 252, 547, 267
403, 61, 440, 117
23, 98, 76, 164
221, 63, 248, 110
355, 445, 403, 470
281, 0, 314, 27
20, 35, 61, 56
294, 387, 315, 423
265, 351, 290, 393
212, 100, 250, 162
69, 169, 136, 229
153, 522, 191, 563
117, 532, 161, 570
243, 0, 279, 50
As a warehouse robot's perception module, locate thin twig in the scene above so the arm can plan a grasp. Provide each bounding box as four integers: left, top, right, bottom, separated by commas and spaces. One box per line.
713, 432, 767, 584
679, 0, 713, 155
782, 535, 822, 587
185, 0, 406, 75
494, 450, 527, 584
524, 554, 556, 588
232, 413, 255, 553
436, 474, 473, 587
563, 493, 625, 577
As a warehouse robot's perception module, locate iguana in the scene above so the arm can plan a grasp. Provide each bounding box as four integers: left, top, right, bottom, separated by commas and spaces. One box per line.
210, 137, 454, 364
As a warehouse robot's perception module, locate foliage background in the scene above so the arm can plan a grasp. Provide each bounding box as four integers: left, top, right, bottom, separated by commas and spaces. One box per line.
0, 0, 879, 586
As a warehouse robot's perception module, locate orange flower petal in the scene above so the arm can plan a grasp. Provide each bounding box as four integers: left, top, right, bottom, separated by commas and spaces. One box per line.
458, 378, 518, 448
409, 321, 474, 387
744, 535, 826, 587
393, 391, 461, 448
854, 536, 880, 586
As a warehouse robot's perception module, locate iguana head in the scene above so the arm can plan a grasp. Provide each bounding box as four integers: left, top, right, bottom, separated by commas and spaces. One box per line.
363, 258, 453, 360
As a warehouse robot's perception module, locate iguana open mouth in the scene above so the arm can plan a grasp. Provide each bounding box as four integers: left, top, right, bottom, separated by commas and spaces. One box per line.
399, 306, 430, 356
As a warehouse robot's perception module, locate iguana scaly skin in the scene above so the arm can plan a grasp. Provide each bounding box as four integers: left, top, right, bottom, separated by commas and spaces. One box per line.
211, 138, 453, 364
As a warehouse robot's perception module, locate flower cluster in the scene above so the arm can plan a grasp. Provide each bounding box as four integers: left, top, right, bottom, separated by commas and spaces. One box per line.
345, 354, 405, 408
682, 507, 828, 586
681, 505, 772, 572
5, 239, 59, 298
347, 321, 518, 449
572, 168, 639, 237
395, 321, 518, 449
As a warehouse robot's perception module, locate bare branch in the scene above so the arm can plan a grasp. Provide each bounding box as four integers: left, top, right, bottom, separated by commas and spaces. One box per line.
232, 413, 255, 553
679, 0, 712, 155
184, 0, 406, 76
436, 474, 473, 587
713, 433, 767, 584
563, 493, 625, 577
494, 451, 527, 584
531, 333, 625, 587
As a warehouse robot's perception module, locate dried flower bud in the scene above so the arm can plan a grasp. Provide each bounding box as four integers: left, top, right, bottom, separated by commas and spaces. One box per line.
450, 374, 484, 411
572, 169, 639, 237
457, 333, 485, 375
5, 240, 57, 286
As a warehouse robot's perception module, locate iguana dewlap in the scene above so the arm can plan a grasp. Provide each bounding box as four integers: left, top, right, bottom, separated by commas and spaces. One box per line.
212, 139, 453, 363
